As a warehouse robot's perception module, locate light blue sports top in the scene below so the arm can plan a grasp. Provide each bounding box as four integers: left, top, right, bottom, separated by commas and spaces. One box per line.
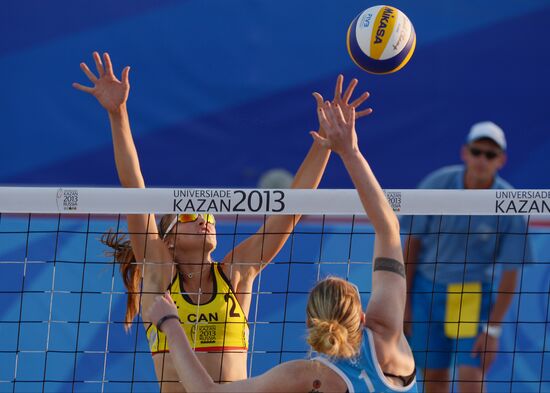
312, 328, 417, 393
399, 165, 531, 284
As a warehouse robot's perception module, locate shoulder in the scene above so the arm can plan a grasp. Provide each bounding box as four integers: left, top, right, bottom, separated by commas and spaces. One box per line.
418, 165, 464, 189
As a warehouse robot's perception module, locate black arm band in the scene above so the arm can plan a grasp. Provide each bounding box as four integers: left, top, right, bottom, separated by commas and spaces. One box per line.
373, 257, 406, 278
156, 314, 180, 332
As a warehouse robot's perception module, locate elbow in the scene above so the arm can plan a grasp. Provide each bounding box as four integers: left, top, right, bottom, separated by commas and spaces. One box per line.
377, 214, 401, 240
389, 215, 401, 236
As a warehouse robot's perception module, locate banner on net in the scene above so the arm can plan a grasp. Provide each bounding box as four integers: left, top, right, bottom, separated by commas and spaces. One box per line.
1, 187, 550, 216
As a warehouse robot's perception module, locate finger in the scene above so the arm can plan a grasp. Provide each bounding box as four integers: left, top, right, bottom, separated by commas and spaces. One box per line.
324, 102, 338, 127
334, 104, 347, 125
344, 106, 355, 124
93, 51, 105, 76
318, 104, 331, 128
310, 131, 330, 148
350, 91, 371, 108
342, 78, 358, 104
122, 66, 131, 85
79, 62, 97, 83
333, 74, 343, 103
72, 82, 94, 94
103, 52, 115, 77
349, 107, 356, 129
327, 105, 345, 132
356, 108, 373, 119
312, 92, 324, 108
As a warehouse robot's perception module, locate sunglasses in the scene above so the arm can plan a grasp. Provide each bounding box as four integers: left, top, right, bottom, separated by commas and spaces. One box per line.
469, 146, 500, 160
178, 214, 216, 225
164, 214, 216, 237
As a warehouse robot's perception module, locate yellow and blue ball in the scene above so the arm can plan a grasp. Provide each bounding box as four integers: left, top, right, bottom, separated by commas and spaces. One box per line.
347, 5, 416, 74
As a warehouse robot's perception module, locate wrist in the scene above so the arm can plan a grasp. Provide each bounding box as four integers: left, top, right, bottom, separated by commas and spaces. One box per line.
339, 147, 361, 161
482, 323, 502, 339
108, 103, 127, 117
156, 314, 180, 333
162, 318, 182, 335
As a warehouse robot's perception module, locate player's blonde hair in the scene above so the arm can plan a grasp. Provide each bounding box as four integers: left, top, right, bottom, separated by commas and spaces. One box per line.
306, 277, 364, 358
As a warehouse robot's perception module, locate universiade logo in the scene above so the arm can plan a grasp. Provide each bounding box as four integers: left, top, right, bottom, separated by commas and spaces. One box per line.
55, 188, 79, 211
385, 191, 402, 212
171, 189, 286, 213
495, 190, 550, 214
172, 189, 234, 213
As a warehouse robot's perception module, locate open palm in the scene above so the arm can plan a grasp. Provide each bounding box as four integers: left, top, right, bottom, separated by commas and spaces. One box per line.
312, 74, 372, 137
73, 52, 130, 113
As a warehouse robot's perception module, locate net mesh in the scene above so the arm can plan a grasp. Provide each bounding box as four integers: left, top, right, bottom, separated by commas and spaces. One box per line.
0, 187, 548, 392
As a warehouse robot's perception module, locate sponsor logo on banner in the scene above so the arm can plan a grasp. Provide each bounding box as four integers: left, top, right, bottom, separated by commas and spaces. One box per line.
385, 191, 402, 212
361, 12, 373, 28
56, 188, 79, 211
495, 190, 550, 214
171, 189, 286, 213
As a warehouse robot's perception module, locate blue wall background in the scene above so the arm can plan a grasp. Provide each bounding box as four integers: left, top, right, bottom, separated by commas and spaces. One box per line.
1, 1, 549, 392
1, 0, 550, 188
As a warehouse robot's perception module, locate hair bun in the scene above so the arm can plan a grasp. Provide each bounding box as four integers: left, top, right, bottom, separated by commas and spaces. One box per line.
307, 318, 355, 358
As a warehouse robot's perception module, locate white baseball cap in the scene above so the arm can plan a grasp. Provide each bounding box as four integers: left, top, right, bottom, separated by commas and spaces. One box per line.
467, 121, 507, 150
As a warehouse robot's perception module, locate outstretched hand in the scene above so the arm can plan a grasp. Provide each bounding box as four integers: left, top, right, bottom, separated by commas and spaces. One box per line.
310, 102, 358, 157
312, 74, 372, 137
73, 52, 130, 114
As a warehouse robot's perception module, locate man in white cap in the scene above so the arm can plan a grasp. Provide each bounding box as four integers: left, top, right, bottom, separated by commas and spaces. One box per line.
401, 122, 531, 392
461, 121, 508, 189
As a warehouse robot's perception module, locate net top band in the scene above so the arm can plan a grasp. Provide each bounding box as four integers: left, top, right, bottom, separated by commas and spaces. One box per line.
0, 187, 549, 215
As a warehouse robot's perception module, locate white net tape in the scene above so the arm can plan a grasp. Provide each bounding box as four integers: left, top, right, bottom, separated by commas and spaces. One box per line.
1, 187, 549, 215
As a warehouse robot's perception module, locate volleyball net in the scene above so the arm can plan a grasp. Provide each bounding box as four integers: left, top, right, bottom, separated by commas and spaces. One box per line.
0, 187, 548, 392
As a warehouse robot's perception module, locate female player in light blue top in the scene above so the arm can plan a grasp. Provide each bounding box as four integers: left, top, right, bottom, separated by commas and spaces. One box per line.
146, 99, 418, 392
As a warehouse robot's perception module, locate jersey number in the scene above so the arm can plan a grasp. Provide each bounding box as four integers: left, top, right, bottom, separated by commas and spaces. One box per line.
224, 293, 241, 318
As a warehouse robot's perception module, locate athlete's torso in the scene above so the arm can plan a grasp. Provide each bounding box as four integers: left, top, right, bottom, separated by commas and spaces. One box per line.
146, 262, 249, 354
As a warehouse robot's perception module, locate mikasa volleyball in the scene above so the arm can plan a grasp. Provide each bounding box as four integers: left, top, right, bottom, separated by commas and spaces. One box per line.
347, 5, 416, 74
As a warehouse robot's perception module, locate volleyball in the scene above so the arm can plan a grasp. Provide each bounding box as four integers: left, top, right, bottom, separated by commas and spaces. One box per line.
347, 5, 416, 74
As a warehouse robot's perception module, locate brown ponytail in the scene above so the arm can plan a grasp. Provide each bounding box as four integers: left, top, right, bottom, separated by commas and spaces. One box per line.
101, 215, 176, 330
101, 231, 140, 330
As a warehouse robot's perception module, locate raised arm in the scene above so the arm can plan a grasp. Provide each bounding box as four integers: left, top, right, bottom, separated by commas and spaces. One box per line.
223, 75, 372, 279
73, 52, 173, 309
311, 102, 405, 339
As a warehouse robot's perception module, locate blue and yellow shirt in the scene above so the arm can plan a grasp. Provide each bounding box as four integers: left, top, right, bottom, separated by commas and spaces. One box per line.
146, 263, 248, 354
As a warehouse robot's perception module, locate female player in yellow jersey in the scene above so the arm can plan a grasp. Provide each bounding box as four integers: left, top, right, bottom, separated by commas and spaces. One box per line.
73, 52, 373, 392
146, 100, 417, 393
